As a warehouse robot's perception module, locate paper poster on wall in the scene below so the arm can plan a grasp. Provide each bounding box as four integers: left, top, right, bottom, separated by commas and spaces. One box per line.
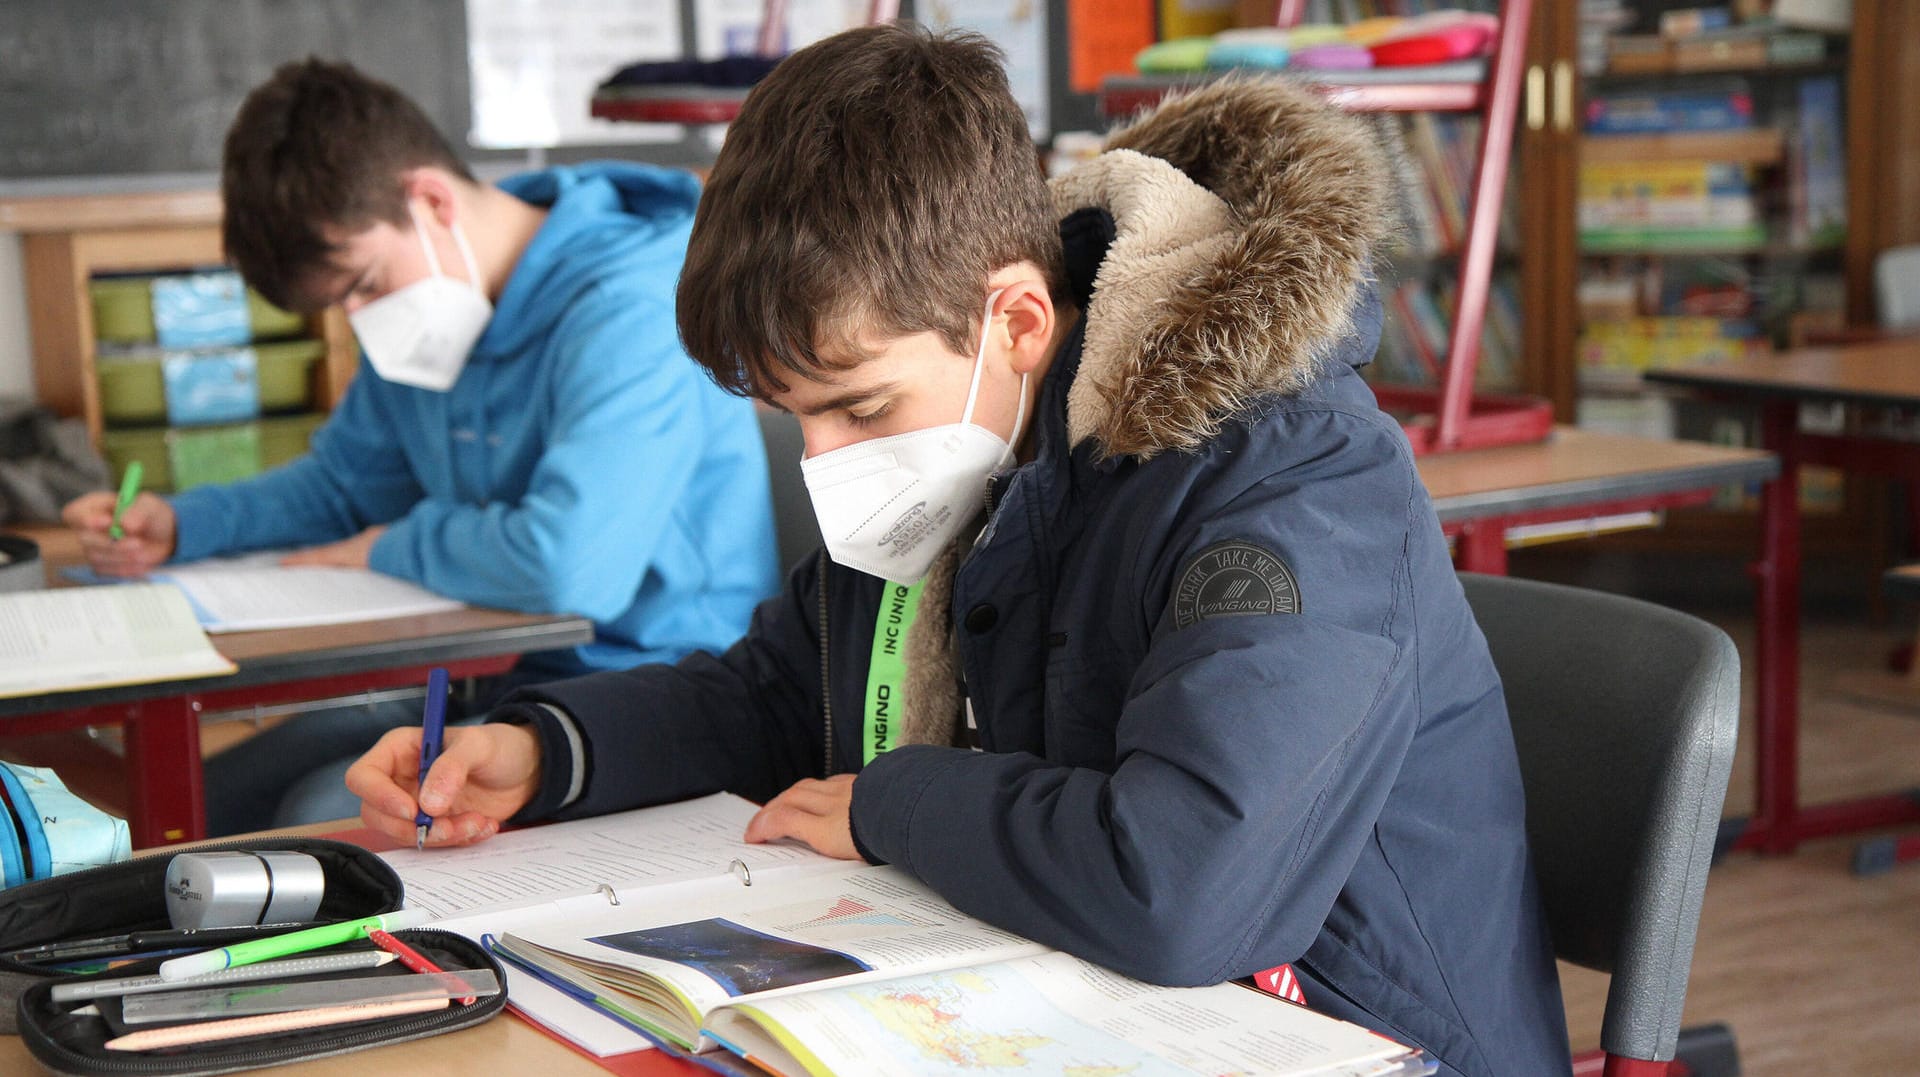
467, 0, 684, 147
923, 1, 1050, 140
693, 0, 869, 59
1068, 0, 1156, 94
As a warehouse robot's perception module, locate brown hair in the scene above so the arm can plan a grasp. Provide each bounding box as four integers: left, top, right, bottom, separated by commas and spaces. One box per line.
221, 58, 473, 312
677, 24, 1067, 396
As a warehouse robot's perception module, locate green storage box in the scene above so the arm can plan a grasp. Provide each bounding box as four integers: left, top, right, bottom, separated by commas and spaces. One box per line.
168, 424, 262, 490
95, 355, 168, 425
100, 427, 173, 493
89, 274, 306, 346
90, 277, 157, 345
254, 339, 324, 412
96, 339, 321, 424
247, 290, 307, 339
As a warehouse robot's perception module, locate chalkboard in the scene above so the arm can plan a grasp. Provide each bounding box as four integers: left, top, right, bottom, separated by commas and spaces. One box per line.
0, 0, 470, 179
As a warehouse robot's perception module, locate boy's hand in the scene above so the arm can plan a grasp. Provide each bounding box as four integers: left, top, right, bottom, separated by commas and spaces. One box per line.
282, 525, 387, 569
744, 775, 861, 860
345, 723, 543, 847
63, 491, 176, 577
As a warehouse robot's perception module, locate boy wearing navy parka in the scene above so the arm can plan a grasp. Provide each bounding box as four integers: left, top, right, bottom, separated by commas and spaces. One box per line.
348, 27, 1573, 1076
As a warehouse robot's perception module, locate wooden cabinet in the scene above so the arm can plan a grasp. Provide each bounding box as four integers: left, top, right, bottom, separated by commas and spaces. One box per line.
1, 191, 357, 445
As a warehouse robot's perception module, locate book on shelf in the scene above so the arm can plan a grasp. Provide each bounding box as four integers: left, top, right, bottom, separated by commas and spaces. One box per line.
1579, 160, 1764, 250
1787, 75, 1846, 247
0, 582, 236, 699
379, 793, 1431, 1077
1585, 82, 1755, 135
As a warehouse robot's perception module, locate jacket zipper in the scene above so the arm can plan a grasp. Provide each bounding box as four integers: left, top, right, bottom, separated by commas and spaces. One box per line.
817, 548, 833, 777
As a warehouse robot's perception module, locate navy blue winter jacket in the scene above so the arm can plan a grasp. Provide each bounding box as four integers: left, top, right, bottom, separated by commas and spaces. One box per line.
497, 80, 1572, 1076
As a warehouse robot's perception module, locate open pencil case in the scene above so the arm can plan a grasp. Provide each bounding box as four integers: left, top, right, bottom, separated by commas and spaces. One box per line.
0, 837, 506, 1075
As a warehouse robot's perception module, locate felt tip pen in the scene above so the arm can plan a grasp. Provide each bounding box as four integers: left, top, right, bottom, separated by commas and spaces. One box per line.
155, 909, 431, 982
414, 667, 450, 850
9, 922, 312, 965
107, 461, 143, 540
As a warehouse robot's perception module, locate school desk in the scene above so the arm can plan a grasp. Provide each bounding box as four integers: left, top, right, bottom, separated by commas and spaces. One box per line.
1647, 337, 1920, 854
0, 527, 594, 849
1413, 425, 1777, 575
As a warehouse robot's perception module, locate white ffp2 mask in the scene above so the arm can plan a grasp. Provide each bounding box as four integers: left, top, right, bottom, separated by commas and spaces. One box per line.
347, 203, 493, 392
801, 291, 1028, 584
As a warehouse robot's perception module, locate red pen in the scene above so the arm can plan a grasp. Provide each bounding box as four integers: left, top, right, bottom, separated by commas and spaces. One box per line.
366, 928, 477, 1005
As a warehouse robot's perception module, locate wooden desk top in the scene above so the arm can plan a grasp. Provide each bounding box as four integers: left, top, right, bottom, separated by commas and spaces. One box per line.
1416, 426, 1778, 524
1644, 337, 1920, 408
0, 525, 595, 718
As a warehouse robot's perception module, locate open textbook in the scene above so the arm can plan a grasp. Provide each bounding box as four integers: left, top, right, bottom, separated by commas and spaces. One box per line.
0, 582, 235, 699
380, 793, 1430, 1077
65, 551, 462, 632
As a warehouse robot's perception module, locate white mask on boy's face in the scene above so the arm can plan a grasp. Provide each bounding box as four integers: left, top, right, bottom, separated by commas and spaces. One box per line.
800, 290, 1028, 585
347, 203, 493, 392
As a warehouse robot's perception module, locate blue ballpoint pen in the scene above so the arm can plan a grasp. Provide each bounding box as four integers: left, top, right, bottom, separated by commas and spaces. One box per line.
414, 667, 450, 850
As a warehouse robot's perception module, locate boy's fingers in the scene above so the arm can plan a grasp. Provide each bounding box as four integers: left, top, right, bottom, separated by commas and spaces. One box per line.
426, 813, 500, 847
344, 729, 425, 818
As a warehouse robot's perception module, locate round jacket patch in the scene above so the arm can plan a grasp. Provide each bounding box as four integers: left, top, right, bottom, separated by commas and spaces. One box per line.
1171, 541, 1301, 629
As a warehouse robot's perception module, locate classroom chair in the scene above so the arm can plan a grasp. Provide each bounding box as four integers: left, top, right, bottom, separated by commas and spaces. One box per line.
755, 406, 824, 575
1458, 573, 1741, 1077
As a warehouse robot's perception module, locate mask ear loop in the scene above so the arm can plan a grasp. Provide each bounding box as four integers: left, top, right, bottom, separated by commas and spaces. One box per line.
405, 201, 448, 280
448, 218, 485, 291
959, 289, 1007, 427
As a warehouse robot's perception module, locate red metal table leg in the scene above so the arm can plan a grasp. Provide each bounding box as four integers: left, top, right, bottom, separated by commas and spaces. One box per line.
122, 696, 205, 847
1747, 401, 1801, 854
1454, 521, 1510, 575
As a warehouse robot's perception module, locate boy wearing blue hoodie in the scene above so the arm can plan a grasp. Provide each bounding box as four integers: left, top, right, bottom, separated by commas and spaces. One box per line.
61, 59, 779, 834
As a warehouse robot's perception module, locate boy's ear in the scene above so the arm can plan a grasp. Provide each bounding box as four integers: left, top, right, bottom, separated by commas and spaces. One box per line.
996, 279, 1056, 376
399, 167, 462, 228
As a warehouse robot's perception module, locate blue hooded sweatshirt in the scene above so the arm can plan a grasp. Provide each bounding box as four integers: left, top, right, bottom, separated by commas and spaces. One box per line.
169, 162, 780, 675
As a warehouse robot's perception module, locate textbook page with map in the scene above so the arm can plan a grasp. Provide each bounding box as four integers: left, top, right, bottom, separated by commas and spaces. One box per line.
494, 855, 1429, 1077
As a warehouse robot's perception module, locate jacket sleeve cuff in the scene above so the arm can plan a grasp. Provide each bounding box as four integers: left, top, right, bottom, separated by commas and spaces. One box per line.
848, 745, 970, 869
165, 489, 231, 563
491, 702, 587, 824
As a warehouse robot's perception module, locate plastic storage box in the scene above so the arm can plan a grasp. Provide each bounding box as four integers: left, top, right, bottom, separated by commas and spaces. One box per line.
88, 273, 306, 346
96, 339, 324, 425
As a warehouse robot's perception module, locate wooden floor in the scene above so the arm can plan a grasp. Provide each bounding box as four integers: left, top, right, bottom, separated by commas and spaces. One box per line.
1552, 597, 1920, 1074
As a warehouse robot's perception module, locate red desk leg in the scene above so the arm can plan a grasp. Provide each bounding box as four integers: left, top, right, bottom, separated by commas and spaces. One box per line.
123, 696, 205, 847
1748, 401, 1802, 854
1455, 522, 1510, 575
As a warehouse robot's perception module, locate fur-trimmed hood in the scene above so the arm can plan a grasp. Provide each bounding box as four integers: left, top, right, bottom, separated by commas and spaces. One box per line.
893, 80, 1394, 753
1050, 76, 1393, 460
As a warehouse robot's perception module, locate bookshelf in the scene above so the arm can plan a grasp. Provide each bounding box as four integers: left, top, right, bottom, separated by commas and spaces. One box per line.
1513, 0, 1920, 562
1, 192, 358, 493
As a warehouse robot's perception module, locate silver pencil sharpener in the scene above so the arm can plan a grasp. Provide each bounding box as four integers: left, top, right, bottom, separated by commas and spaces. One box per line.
164, 851, 326, 930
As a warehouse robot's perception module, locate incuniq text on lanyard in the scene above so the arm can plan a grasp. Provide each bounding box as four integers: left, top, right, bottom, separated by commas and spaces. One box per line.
864, 580, 924, 762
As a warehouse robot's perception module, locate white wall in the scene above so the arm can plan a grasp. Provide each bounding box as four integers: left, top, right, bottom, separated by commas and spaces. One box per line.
0, 233, 35, 402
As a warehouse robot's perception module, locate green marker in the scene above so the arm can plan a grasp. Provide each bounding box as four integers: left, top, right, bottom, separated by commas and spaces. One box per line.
156, 909, 430, 982
107, 461, 143, 541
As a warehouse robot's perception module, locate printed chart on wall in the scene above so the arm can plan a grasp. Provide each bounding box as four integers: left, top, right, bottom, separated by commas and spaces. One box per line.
466, 0, 683, 147
923, 0, 1050, 140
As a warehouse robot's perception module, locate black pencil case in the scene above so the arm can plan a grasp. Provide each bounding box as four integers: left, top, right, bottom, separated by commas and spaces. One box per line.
0, 837, 505, 1074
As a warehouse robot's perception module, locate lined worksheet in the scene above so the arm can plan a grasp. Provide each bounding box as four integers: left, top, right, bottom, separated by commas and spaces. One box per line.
0, 583, 235, 697
69, 552, 463, 632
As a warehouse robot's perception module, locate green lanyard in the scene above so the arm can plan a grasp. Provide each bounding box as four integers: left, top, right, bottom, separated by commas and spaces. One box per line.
864, 580, 924, 764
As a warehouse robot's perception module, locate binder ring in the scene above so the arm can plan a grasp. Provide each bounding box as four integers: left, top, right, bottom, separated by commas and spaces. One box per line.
728, 858, 752, 887
597, 883, 621, 906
